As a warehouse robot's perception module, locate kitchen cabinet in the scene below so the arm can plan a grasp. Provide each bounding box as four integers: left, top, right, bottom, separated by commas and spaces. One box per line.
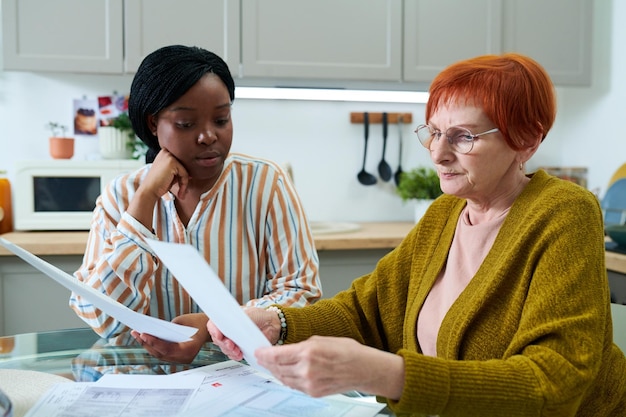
239, 0, 402, 82
403, 0, 502, 83
1, 0, 239, 75
501, 0, 592, 86
403, 0, 592, 86
2, 0, 592, 86
0, 255, 87, 336
317, 249, 391, 298
241, 0, 592, 86
1, 0, 124, 73
123, 0, 239, 74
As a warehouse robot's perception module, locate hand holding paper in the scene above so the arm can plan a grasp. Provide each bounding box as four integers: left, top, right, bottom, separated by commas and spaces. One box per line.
145, 239, 272, 372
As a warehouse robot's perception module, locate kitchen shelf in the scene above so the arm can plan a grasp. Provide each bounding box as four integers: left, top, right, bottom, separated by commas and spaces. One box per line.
350, 112, 412, 124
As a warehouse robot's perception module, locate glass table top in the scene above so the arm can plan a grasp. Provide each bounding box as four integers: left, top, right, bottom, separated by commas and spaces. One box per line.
0, 327, 231, 382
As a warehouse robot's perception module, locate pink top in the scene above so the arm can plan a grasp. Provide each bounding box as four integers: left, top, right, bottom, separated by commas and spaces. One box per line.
417, 206, 509, 356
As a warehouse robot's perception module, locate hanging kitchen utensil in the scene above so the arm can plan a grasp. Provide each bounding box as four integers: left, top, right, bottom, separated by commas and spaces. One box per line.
394, 115, 404, 186
357, 112, 377, 186
378, 112, 392, 182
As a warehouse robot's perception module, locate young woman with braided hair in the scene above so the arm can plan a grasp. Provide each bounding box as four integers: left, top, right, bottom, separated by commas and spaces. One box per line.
70, 45, 321, 364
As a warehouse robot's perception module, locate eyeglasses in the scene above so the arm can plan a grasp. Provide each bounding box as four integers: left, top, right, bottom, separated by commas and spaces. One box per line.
415, 124, 500, 154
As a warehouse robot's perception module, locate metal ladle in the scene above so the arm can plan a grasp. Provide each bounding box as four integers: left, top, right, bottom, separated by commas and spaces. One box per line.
394, 115, 404, 186
377, 112, 392, 182
357, 112, 377, 186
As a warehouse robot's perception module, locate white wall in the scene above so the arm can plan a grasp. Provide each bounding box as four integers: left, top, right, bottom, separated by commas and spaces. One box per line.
0, 0, 620, 223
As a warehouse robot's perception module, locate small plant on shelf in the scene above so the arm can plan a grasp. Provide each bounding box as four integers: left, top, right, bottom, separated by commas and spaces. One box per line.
396, 167, 443, 202
46, 122, 74, 159
46, 122, 70, 138
106, 112, 147, 160
110, 112, 134, 140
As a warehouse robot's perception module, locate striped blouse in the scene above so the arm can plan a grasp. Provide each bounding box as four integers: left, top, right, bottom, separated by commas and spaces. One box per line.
69, 153, 321, 338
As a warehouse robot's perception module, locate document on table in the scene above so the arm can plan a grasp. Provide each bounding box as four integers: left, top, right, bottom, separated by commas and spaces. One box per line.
24, 374, 207, 417
0, 238, 197, 343
145, 239, 271, 372
24, 361, 386, 417
174, 360, 387, 417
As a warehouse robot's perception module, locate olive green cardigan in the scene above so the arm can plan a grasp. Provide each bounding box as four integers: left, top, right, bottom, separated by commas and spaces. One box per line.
284, 170, 626, 416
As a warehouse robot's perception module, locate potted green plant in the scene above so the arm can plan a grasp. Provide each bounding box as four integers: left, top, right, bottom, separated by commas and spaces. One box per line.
99, 112, 146, 160
110, 112, 134, 139
396, 167, 443, 222
47, 122, 74, 159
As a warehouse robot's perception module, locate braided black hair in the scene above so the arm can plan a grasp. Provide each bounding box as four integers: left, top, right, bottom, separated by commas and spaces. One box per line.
128, 45, 235, 163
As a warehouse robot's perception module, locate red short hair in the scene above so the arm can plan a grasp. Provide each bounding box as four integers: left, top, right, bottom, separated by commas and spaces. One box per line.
426, 53, 556, 151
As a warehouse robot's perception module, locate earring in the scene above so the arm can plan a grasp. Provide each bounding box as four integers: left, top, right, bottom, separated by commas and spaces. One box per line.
519, 162, 524, 171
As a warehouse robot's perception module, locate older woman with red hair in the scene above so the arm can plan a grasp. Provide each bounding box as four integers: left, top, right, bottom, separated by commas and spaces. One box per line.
209, 54, 626, 416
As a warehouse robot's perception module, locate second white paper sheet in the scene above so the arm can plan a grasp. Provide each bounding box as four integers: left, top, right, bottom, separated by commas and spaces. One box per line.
146, 239, 271, 373
0, 237, 197, 343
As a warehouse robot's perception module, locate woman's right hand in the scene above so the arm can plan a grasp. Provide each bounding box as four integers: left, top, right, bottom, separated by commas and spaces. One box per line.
207, 307, 282, 361
127, 148, 190, 229
139, 148, 190, 201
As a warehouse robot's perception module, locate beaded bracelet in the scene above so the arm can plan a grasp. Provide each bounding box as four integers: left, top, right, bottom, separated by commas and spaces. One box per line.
266, 306, 287, 345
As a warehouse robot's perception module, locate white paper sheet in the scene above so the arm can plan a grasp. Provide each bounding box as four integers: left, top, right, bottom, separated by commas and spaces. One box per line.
145, 239, 271, 372
0, 237, 197, 343
174, 360, 388, 417
24, 362, 386, 417
24, 375, 206, 417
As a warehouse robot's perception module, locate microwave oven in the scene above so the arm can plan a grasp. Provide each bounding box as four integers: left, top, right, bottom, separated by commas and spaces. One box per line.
14, 159, 143, 231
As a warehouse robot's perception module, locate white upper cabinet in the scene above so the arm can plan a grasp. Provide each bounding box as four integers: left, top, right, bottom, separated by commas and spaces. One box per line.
1, 0, 239, 75
1, 0, 592, 86
240, 0, 403, 81
403, 0, 592, 86
501, 0, 592, 86
1, 0, 124, 73
403, 0, 502, 83
123, 0, 240, 76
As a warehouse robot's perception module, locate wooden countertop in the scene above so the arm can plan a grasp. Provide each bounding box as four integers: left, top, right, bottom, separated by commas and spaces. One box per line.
313, 222, 414, 250
0, 222, 416, 256
0, 231, 90, 256
605, 250, 626, 275
3, 223, 626, 275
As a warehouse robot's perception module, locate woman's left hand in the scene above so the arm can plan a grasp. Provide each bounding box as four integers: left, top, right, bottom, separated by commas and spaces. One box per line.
131, 313, 209, 363
255, 335, 405, 399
